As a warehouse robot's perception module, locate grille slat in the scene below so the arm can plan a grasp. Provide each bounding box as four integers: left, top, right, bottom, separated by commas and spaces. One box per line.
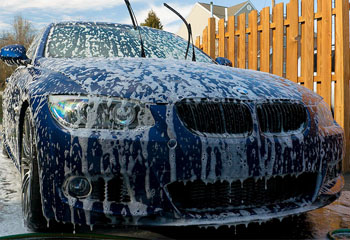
257, 101, 307, 133
90, 177, 105, 201
167, 173, 318, 212
90, 176, 130, 203
176, 99, 253, 136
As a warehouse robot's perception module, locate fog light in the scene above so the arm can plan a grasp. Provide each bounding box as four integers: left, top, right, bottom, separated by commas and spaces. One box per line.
65, 176, 92, 199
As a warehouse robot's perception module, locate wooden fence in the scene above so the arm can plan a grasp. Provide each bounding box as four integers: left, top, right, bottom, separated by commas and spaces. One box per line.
195, 0, 350, 172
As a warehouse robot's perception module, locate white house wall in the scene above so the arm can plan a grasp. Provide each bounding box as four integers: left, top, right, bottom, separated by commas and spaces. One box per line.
176, 3, 216, 40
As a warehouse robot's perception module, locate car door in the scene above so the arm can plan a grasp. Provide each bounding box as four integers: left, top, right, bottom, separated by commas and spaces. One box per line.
2, 33, 41, 167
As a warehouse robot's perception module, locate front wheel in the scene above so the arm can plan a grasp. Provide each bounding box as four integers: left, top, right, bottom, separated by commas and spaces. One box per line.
21, 108, 72, 232
21, 108, 48, 231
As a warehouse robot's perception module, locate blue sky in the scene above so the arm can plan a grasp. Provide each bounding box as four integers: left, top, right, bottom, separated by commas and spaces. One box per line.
0, 0, 289, 34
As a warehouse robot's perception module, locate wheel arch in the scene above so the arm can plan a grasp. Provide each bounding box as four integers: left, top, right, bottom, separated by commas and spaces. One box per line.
18, 100, 30, 168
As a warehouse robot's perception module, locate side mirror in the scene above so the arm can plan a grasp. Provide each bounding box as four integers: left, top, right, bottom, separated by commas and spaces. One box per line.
215, 57, 232, 67
0, 44, 30, 66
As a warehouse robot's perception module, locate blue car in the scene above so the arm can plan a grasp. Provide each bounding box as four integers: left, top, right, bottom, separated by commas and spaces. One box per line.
0, 22, 344, 231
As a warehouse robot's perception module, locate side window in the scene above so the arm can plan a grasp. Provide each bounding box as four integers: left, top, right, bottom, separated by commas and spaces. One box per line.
26, 29, 44, 60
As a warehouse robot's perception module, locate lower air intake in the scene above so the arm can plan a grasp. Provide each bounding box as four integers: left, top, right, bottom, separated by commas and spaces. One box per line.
167, 172, 317, 212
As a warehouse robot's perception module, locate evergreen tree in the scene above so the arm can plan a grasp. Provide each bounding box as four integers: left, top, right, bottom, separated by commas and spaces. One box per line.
141, 10, 163, 30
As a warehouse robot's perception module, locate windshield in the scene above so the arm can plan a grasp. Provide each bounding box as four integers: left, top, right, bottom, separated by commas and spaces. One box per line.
45, 23, 213, 63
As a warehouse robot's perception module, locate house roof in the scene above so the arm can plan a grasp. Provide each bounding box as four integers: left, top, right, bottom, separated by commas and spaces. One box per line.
198, 1, 249, 19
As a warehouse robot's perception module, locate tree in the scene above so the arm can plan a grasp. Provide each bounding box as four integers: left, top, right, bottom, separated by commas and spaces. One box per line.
0, 16, 35, 89
141, 10, 163, 30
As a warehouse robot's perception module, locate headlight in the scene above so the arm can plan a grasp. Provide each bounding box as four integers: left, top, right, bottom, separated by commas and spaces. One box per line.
49, 95, 155, 130
316, 100, 334, 127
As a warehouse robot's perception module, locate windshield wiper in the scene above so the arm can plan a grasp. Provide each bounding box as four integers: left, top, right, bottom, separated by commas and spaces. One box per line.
124, 0, 146, 58
164, 3, 196, 61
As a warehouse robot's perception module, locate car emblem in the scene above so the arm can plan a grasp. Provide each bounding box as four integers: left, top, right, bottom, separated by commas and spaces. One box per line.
236, 88, 249, 95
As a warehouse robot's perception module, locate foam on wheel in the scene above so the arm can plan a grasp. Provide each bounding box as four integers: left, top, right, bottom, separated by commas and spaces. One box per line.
20, 108, 47, 231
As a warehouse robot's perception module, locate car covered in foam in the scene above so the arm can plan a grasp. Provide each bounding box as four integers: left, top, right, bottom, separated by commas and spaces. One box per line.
0, 22, 345, 231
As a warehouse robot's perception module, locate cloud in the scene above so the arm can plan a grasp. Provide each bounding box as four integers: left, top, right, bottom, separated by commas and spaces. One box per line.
1, 0, 138, 12
61, 15, 90, 22
122, 2, 193, 33
58, 15, 117, 24
0, 1, 193, 34
164, 20, 182, 34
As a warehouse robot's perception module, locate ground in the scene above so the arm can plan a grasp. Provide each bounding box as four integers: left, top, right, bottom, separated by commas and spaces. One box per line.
0, 149, 349, 239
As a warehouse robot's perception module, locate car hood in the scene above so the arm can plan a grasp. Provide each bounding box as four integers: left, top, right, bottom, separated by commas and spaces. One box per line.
37, 57, 320, 104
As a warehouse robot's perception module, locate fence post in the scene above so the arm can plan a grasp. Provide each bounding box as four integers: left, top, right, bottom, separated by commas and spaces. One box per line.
203, 26, 208, 54
238, 13, 246, 69
260, 7, 270, 73
227, 16, 235, 66
316, 0, 323, 94
335, 0, 350, 172
248, 10, 258, 70
286, 0, 298, 82
272, 3, 284, 77
218, 18, 225, 57
301, 0, 314, 90
195, 36, 200, 49
208, 17, 216, 59
320, 0, 332, 106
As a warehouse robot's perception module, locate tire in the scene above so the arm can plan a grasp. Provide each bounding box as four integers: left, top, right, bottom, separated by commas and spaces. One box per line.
21, 109, 73, 232
20, 108, 47, 231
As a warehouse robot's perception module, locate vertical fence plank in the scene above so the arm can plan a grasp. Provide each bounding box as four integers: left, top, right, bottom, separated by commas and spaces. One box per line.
320, 0, 332, 106
301, 0, 315, 90
248, 10, 258, 70
203, 27, 208, 54
316, 81, 322, 94
208, 18, 216, 59
316, 0, 322, 79
272, 3, 284, 76
218, 19, 225, 57
198, 0, 350, 172
335, 0, 350, 171
286, 0, 298, 82
238, 13, 247, 69
227, 16, 235, 66
260, 7, 270, 73
316, 0, 322, 89
195, 36, 200, 49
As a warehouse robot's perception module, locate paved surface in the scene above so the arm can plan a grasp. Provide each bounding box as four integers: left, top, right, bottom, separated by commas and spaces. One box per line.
344, 173, 350, 191
0, 151, 349, 239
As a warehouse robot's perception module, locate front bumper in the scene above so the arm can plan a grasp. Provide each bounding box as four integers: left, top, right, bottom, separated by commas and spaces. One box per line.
135, 184, 342, 227
31, 98, 344, 227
